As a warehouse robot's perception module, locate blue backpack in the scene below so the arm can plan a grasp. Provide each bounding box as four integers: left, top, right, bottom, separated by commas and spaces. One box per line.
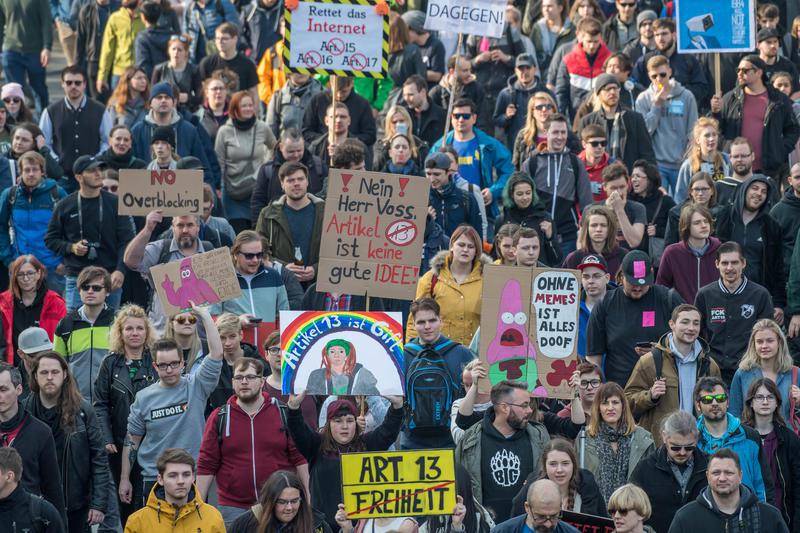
405, 340, 460, 435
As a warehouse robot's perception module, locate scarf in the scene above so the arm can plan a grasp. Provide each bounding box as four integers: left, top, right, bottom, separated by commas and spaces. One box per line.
385, 159, 416, 175
104, 148, 137, 167
608, 111, 627, 161
147, 158, 177, 170
596, 422, 631, 503
0, 403, 25, 433
232, 116, 256, 131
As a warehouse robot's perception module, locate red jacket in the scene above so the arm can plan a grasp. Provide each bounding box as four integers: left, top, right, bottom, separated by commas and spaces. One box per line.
656, 237, 722, 303
579, 151, 611, 202
197, 392, 307, 508
0, 289, 66, 363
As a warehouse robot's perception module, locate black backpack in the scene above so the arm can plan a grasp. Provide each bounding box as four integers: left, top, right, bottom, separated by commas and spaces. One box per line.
216, 396, 289, 446
405, 341, 460, 435
28, 494, 50, 533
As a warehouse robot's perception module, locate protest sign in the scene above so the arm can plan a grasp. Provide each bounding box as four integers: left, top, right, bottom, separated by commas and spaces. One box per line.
118, 169, 203, 217
424, 0, 506, 39
478, 265, 580, 398
280, 310, 404, 396
341, 449, 456, 519
284, 0, 388, 77
317, 168, 429, 300
150, 247, 241, 315
561, 511, 615, 533
675, 0, 755, 53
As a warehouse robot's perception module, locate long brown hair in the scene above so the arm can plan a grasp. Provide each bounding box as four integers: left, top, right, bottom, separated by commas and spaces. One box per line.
587, 382, 636, 437
577, 205, 619, 254
539, 438, 580, 511
256, 471, 314, 533
389, 12, 410, 53
9, 255, 46, 299
29, 351, 83, 432
741, 377, 787, 428
108, 67, 150, 115
319, 407, 366, 455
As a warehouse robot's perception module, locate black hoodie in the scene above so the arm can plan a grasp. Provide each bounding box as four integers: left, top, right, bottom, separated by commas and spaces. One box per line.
770, 187, 800, 275
669, 484, 788, 533
0, 484, 64, 533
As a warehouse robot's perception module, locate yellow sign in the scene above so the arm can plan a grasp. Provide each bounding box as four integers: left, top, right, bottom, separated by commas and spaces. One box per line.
341, 449, 456, 518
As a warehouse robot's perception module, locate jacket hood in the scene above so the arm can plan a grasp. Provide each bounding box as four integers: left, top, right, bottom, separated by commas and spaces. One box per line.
733, 174, 773, 218
429, 250, 492, 276
506, 74, 544, 94
289, 77, 322, 97
145, 483, 207, 523
653, 331, 711, 360
697, 483, 759, 517
781, 187, 800, 207
145, 109, 181, 126
675, 236, 722, 257
480, 406, 527, 442
646, 79, 688, 98
698, 413, 746, 446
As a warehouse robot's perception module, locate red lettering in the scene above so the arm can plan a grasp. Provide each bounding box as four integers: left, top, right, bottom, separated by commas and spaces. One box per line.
150, 170, 176, 185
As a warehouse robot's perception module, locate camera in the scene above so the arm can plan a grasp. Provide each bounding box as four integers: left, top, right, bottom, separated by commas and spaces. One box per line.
86, 242, 100, 261
686, 13, 715, 49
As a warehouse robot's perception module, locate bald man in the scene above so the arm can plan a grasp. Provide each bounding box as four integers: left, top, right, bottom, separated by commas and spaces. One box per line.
492, 479, 581, 533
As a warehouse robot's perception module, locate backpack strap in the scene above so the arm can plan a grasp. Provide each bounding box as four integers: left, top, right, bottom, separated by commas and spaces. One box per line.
652, 348, 663, 381
29, 493, 48, 532
8, 185, 17, 208
156, 238, 173, 265
216, 404, 229, 446
429, 274, 438, 297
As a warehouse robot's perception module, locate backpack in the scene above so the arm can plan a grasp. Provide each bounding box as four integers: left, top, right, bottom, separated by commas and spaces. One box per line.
405, 341, 461, 435
216, 396, 289, 446
28, 494, 50, 533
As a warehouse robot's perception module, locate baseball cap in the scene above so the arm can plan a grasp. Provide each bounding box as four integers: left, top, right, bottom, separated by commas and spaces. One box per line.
621, 250, 654, 286
425, 152, 451, 171
326, 399, 358, 421
73, 154, 105, 175
594, 73, 620, 95
515, 54, 535, 68
577, 254, 608, 273
18, 327, 53, 354
757, 27, 781, 43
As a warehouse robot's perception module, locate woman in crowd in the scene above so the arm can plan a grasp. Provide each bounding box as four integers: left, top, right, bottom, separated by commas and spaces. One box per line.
286, 392, 404, 529
228, 471, 332, 533
374, 105, 428, 170
674, 118, 730, 203
579, 382, 654, 503
147, 126, 178, 170
164, 309, 207, 371
0, 101, 12, 152
608, 484, 655, 533
93, 304, 158, 524
494, 171, 561, 266
151, 34, 203, 112
628, 160, 675, 264
335, 504, 417, 532
513, 92, 560, 168
511, 438, 607, 517
196, 70, 234, 144
656, 205, 720, 303
384, 13, 425, 103
107, 67, 150, 127
3, 122, 63, 181
492, 223, 519, 265
562, 205, 627, 277
730, 319, 799, 422
380, 133, 422, 176
664, 171, 718, 246
406, 225, 489, 347
215, 90, 276, 233
741, 378, 800, 530
569, 0, 606, 23
1, 83, 34, 124
99, 125, 148, 171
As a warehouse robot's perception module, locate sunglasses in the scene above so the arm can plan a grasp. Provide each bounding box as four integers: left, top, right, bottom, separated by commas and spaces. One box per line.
80, 284, 105, 292
103, 184, 118, 192
2, 97, 20, 103
534, 104, 554, 111
649, 72, 669, 79
170, 34, 190, 44
699, 393, 728, 404
453, 113, 472, 120
238, 251, 264, 260
608, 508, 631, 516
736, 67, 755, 74
174, 315, 197, 325
587, 140, 607, 148
63, 80, 84, 86
668, 445, 696, 452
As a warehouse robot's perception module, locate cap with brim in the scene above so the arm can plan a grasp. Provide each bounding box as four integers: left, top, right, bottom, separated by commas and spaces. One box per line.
621, 250, 654, 285
515, 54, 535, 68
425, 152, 451, 170
18, 327, 54, 354
73, 155, 106, 175
577, 254, 608, 273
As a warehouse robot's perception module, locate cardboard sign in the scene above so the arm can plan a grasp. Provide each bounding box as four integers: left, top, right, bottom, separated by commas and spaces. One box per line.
424, 0, 506, 39
150, 247, 241, 315
341, 449, 456, 519
284, 0, 388, 77
561, 511, 615, 533
317, 169, 429, 300
280, 310, 404, 396
478, 266, 580, 398
118, 169, 203, 216
675, 0, 755, 53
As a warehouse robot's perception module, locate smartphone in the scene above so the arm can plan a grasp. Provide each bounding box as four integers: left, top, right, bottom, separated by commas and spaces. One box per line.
249, 318, 263, 324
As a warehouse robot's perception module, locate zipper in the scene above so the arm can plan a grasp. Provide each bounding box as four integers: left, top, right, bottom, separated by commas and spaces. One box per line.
249, 414, 258, 499
696, 256, 701, 293
63, 432, 71, 507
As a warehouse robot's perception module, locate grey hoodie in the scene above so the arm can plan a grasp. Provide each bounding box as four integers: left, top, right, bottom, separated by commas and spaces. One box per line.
128, 355, 222, 479
636, 79, 699, 168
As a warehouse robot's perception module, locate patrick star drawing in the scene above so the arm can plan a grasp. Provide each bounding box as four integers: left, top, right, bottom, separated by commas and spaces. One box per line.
161, 257, 220, 309
486, 279, 548, 396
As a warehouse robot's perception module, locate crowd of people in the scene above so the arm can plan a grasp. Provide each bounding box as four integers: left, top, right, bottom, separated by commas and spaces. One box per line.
1, 0, 800, 532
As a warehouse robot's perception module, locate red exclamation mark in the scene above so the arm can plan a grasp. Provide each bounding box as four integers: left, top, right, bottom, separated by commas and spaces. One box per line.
398, 177, 409, 197
341, 173, 352, 192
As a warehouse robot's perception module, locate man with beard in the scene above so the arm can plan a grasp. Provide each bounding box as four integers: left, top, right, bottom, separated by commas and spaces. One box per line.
197, 358, 308, 527
454, 380, 549, 524
691, 377, 773, 503
124, 211, 216, 331
587, 250, 683, 386
714, 138, 770, 208
669, 448, 787, 533
769, 163, 800, 276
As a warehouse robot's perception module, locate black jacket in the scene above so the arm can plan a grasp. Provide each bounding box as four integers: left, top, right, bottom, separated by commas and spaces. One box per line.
0, 484, 65, 533
302, 89, 377, 147
510, 468, 607, 518
400, 98, 447, 147
250, 149, 326, 223
240, 0, 281, 64
770, 188, 800, 277
629, 190, 676, 241
630, 446, 709, 533
669, 485, 788, 533
712, 85, 800, 178
134, 27, 171, 78
92, 350, 158, 447
578, 108, 655, 171
229, 506, 332, 533
771, 424, 800, 533
493, 205, 562, 267
96, 147, 148, 171
23, 397, 110, 513
76, 0, 119, 67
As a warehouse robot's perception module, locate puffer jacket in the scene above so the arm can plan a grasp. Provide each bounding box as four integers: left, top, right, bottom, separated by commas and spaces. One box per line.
124, 483, 225, 533
214, 119, 276, 201
577, 425, 654, 481
254, 193, 325, 271
0, 288, 65, 364
406, 250, 491, 347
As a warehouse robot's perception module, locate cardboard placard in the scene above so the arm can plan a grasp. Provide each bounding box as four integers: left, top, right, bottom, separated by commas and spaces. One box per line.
118, 169, 203, 216
341, 449, 456, 519
280, 310, 404, 396
675, 0, 755, 53
284, 0, 388, 78
424, 0, 506, 39
150, 247, 241, 315
478, 265, 580, 399
561, 511, 615, 533
317, 169, 429, 300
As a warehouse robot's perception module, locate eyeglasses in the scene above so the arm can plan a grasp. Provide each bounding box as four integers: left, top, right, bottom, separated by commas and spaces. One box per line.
209, 86, 226, 92
453, 113, 472, 120
699, 393, 728, 404
736, 67, 756, 74
16, 271, 38, 279
103, 184, 119, 192
233, 374, 262, 383
579, 379, 602, 389
63, 80, 84, 86
276, 497, 302, 506
155, 361, 182, 371
237, 251, 264, 260
2, 97, 20, 103
691, 186, 712, 193
174, 315, 197, 325
587, 140, 607, 148
267, 346, 281, 355
534, 104, 554, 111
532, 511, 562, 523
668, 444, 696, 452
608, 508, 630, 516
80, 283, 105, 292
504, 401, 531, 410
649, 72, 669, 79
754, 394, 776, 403
170, 34, 189, 44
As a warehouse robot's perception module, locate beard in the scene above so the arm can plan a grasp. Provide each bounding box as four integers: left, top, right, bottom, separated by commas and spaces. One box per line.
178, 235, 196, 250
507, 410, 528, 431
236, 388, 262, 403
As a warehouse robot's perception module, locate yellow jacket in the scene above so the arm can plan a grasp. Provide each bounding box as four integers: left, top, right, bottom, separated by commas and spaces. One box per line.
257, 40, 286, 104
406, 250, 490, 347
98, 8, 144, 80
124, 483, 225, 533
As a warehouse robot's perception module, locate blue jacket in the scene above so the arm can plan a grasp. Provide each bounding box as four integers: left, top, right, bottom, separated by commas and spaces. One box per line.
428, 180, 482, 241
183, 0, 238, 62
697, 413, 772, 502
209, 265, 289, 324
51, 0, 71, 24
729, 367, 793, 423
431, 128, 514, 217
134, 27, 171, 78
492, 514, 581, 533
0, 179, 67, 269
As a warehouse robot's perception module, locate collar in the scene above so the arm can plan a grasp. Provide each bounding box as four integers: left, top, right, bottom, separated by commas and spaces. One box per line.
78, 303, 107, 324
169, 238, 206, 254
717, 276, 747, 295
668, 333, 701, 362
64, 95, 87, 111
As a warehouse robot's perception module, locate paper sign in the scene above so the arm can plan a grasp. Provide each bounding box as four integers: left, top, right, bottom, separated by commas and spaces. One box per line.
675, 0, 755, 53
280, 310, 404, 396
341, 449, 456, 519
149, 247, 241, 315
284, 0, 388, 77
317, 169, 429, 300
118, 169, 203, 216
561, 511, 615, 533
478, 266, 580, 398
424, 0, 506, 39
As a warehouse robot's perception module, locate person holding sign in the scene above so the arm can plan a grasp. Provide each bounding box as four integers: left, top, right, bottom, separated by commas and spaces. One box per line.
335, 504, 418, 532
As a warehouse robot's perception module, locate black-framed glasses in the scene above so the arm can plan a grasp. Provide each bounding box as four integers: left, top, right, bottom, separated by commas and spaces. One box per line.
668, 444, 696, 452
532, 511, 562, 523
16, 271, 38, 279
754, 394, 776, 403
267, 346, 281, 355
232, 374, 262, 383
155, 361, 182, 371
699, 393, 728, 404
453, 113, 472, 120
80, 283, 105, 292
174, 315, 197, 325
504, 401, 531, 410
587, 140, 607, 148
579, 379, 602, 389
238, 251, 264, 260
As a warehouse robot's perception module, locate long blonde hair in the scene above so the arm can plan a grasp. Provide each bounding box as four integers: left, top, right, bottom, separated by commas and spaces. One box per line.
383, 106, 419, 157
521, 92, 558, 147
109, 304, 156, 354
739, 319, 793, 373
687, 118, 725, 179
165, 311, 203, 370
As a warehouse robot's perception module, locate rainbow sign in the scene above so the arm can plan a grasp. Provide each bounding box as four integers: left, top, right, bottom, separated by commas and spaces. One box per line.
280, 311, 405, 396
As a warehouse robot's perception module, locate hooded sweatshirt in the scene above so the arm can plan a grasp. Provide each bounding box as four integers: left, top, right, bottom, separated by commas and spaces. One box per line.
656, 236, 721, 303
124, 483, 225, 533
669, 485, 788, 533
769, 187, 800, 273
493, 74, 552, 149
636, 79, 699, 168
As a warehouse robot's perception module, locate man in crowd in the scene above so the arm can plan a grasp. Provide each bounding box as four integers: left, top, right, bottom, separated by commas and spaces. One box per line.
425, 152, 482, 240
596, 162, 646, 249
622, 10, 657, 67
15, 327, 55, 399
756, 27, 799, 95
770, 162, 800, 277
493, 479, 581, 533
402, 11, 446, 86
76, 0, 119, 102
309, 103, 369, 166
401, 75, 446, 147
0, 447, 65, 532
714, 137, 764, 207
266, 73, 324, 138
601, 0, 639, 52
0, 0, 52, 111
199, 23, 258, 99
495, 53, 550, 148
302, 76, 376, 149
182, 0, 238, 62
429, 55, 485, 115
96, 0, 143, 95
625, 304, 720, 444
133, 1, 170, 78
557, 17, 611, 121
262, 332, 317, 428
576, 255, 610, 358
579, 124, 612, 202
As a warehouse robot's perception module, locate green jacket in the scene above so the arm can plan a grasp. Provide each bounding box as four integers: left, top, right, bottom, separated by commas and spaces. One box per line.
98, 7, 144, 79
577, 425, 654, 479
54, 306, 114, 404
255, 194, 324, 273
0, 0, 52, 53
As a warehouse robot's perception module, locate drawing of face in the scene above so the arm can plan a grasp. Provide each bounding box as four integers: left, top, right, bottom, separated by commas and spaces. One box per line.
328, 345, 347, 373
180, 257, 194, 280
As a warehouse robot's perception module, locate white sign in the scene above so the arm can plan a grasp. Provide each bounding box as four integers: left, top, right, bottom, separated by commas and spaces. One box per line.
531, 270, 579, 359
424, 0, 506, 39
288, 1, 385, 74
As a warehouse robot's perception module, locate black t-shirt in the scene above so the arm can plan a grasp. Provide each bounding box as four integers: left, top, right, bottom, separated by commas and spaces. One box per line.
418, 35, 446, 79
284, 202, 315, 264
587, 284, 683, 385
199, 53, 258, 91
479, 425, 534, 523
